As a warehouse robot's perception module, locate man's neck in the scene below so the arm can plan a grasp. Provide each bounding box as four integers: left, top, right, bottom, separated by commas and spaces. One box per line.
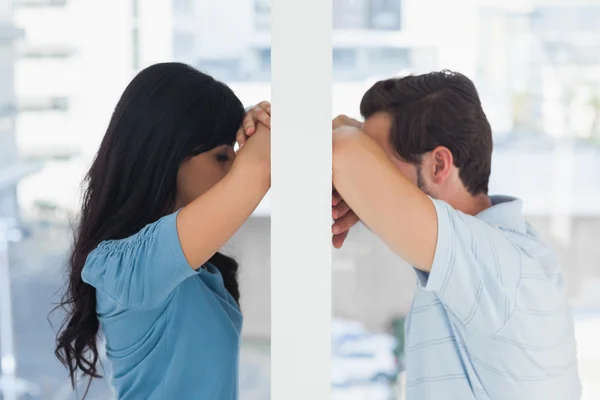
446, 193, 492, 216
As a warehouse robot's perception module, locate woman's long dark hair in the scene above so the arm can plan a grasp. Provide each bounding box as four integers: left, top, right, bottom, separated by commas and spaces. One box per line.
54, 62, 245, 396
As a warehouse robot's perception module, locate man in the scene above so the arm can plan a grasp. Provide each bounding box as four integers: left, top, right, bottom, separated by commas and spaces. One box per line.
331, 70, 581, 400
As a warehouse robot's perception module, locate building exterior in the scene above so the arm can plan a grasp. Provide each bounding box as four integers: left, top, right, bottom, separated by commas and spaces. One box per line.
0, 2, 20, 221
476, 0, 600, 137
186, 0, 479, 82
10, 0, 483, 160
12, 0, 81, 159
13, 0, 134, 160
0, 0, 39, 225
8, 0, 600, 340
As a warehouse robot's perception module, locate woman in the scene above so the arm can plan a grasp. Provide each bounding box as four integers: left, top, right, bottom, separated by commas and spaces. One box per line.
54, 62, 271, 399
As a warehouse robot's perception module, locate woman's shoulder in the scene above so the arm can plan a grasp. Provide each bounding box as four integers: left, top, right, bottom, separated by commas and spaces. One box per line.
80, 209, 195, 309
82, 211, 181, 280
91, 211, 181, 256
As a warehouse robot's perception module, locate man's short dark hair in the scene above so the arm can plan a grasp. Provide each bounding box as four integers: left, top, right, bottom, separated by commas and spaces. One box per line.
360, 70, 493, 195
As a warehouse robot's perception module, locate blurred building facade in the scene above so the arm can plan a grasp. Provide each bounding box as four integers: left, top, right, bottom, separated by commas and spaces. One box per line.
0, 2, 19, 220
477, 0, 600, 139
6, 0, 600, 340
0, 1, 40, 224
11, 0, 600, 165
191, 0, 479, 82
10, 0, 480, 161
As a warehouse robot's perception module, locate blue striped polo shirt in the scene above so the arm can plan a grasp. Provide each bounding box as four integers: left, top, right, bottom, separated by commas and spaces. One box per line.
405, 196, 581, 400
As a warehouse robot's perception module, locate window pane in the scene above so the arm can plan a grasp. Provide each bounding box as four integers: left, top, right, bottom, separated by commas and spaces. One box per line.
331, 2, 600, 399
333, 48, 357, 70
333, 0, 367, 29
368, 0, 401, 30
2, 1, 273, 399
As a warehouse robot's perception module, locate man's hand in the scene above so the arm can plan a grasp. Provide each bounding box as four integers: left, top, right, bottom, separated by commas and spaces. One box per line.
236, 101, 271, 148
331, 116, 363, 248
332, 189, 360, 248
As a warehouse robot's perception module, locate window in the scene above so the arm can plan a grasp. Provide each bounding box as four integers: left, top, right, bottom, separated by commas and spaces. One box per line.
173, 0, 193, 13
0, 115, 14, 133
333, 48, 357, 71
131, 28, 140, 70
19, 44, 76, 59
368, 0, 401, 30
329, 5, 600, 399
255, 0, 271, 31
333, 0, 402, 30
257, 47, 271, 70
342, 352, 375, 359
368, 47, 409, 71
12, 0, 67, 6
195, 59, 241, 82
18, 96, 69, 112
173, 32, 195, 60
132, 0, 140, 19
333, 0, 367, 29
132, 0, 141, 70
6, 2, 274, 400
531, 6, 600, 34
0, 104, 17, 118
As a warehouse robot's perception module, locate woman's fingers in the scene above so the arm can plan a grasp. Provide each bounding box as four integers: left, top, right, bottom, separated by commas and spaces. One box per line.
252, 108, 271, 130
243, 115, 256, 136
258, 100, 271, 115
237, 104, 270, 148
240, 101, 272, 140
236, 127, 248, 147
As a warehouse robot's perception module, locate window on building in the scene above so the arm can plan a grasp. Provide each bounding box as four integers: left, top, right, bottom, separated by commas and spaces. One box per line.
0, 104, 17, 119
173, 32, 196, 61
333, 0, 367, 29
3, 2, 273, 400
255, 0, 271, 31
531, 6, 600, 35
131, 28, 140, 70
18, 96, 69, 112
19, 44, 76, 59
368, 47, 409, 71
333, 48, 358, 71
132, 0, 140, 70
368, 0, 401, 30
195, 59, 241, 82
257, 47, 271, 70
173, 0, 193, 13
132, 0, 140, 18
12, 0, 67, 6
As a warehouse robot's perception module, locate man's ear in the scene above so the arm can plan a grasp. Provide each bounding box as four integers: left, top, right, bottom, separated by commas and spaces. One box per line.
431, 146, 453, 184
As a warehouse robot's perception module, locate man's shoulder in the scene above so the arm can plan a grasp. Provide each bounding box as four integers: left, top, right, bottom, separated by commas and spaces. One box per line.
500, 222, 554, 260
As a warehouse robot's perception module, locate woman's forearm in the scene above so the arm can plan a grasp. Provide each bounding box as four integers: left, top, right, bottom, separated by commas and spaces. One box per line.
177, 159, 270, 269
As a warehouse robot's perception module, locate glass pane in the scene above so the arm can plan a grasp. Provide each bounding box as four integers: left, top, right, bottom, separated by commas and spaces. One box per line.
333, 0, 367, 29
2, 1, 272, 399
332, 2, 600, 399
367, 0, 401, 30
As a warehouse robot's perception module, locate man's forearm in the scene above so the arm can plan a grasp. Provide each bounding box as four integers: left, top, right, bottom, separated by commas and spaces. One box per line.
332, 127, 438, 271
